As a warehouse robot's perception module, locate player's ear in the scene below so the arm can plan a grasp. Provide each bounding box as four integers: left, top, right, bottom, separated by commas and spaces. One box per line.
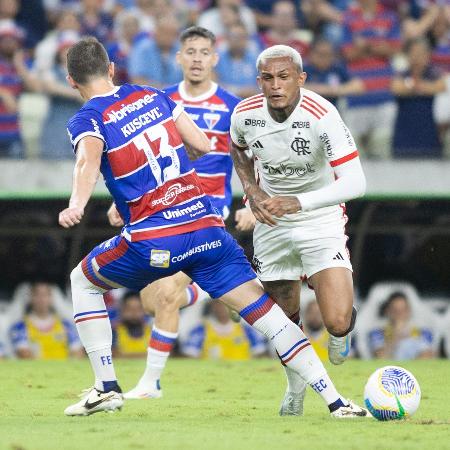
108, 62, 115, 80
175, 51, 181, 65
298, 71, 307, 87
66, 74, 78, 90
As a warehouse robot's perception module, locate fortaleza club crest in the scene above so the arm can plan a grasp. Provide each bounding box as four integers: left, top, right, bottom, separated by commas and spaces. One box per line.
203, 112, 221, 130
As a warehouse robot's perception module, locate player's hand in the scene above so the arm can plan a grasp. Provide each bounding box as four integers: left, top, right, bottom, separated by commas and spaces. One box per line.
59, 206, 84, 228
246, 186, 278, 227
235, 207, 256, 231
107, 203, 124, 227
261, 196, 301, 217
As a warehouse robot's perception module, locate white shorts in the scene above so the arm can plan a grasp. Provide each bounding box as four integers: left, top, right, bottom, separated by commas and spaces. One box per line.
253, 221, 352, 281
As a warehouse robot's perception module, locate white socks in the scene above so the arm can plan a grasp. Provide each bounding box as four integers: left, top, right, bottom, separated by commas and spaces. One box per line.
240, 294, 344, 408
71, 263, 119, 392
137, 326, 178, 389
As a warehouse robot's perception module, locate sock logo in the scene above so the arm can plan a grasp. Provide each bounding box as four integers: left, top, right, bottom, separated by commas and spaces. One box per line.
311, 379, 328, 393
100, 355, 112, 366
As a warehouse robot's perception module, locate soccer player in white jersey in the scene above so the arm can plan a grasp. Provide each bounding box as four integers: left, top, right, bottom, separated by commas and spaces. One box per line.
230, 45, 366, 416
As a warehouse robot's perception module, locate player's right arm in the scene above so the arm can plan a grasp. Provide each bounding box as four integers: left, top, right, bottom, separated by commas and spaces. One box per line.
59, 136, 103, 228
230, 140, 277, 227
229, 109, 276, 226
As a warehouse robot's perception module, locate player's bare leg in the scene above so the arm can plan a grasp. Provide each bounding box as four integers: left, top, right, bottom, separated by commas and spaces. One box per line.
219, 280, 368, 418
262, 280, 307, 416
124, 272, 207, 399
309, 267, 355, 365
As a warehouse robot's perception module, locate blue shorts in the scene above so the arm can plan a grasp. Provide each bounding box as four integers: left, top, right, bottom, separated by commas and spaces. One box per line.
81, 227, 256, 299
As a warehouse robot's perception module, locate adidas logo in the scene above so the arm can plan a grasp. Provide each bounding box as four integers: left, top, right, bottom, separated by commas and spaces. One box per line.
333, 252, 345, 261
252, 140, 263, 149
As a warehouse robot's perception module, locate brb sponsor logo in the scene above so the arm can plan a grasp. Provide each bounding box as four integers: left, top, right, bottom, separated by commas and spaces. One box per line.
150, 249, 171, 268
262, 162, 315, 177
151, 183, 196, 207
162, 200, 206, 219
105, 94, 156, 123
292, 121, 310, 129
171, 240, 222, 263
245, 119, 266, 127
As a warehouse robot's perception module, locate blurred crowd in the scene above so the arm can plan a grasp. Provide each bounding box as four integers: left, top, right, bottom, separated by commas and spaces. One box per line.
0, 279, 449, 361
0, 0, 449, 159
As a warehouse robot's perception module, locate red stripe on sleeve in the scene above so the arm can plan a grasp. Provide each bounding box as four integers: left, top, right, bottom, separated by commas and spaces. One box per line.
330, 150, 359, 167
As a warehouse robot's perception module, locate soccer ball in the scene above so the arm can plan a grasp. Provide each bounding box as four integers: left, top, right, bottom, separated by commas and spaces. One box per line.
364, 366, 421, 420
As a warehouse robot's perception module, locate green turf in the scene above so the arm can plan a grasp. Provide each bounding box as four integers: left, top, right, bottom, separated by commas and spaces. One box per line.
0, 359, 449, 450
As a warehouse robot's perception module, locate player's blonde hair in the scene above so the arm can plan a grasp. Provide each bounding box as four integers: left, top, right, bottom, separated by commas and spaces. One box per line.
256, 45, 303, 72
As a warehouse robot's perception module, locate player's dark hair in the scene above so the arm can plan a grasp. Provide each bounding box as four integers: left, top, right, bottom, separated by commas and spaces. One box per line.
179, 26, 216, 46
67, 36, 110, 85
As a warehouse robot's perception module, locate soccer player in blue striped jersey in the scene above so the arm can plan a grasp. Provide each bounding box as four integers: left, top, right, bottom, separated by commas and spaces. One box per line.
107, 27, 256, 400
60, 37, 368, 418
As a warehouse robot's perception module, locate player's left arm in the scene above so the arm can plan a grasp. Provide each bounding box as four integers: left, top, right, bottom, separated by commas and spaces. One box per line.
58, 136, 103, 228
175, 111, 211, 160
262, 108, 366, 216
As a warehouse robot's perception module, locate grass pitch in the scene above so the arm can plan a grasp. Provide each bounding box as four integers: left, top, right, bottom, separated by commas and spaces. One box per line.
0, 359, 449, 450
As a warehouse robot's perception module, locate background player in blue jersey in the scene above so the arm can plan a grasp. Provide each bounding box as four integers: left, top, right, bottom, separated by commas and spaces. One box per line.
107, 27, 256, 400
59, 37, 367, 418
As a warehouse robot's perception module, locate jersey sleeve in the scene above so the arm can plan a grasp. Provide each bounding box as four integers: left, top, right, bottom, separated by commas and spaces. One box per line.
316, 105, 359, 167
67, 109, 107, 153
229, 112, 248, 148
153, 88, 184, 121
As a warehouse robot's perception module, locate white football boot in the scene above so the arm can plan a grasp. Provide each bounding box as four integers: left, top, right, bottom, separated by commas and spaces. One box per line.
64, 387, 123, 416
124, 380, 162, 400
330, 400, 371, 418
279, 369, 307, 416
279, 388, 306, 416
328, 333, 351, 365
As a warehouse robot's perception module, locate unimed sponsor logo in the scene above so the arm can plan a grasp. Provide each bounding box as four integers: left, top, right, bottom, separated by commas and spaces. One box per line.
171, 240, 222, 263
162, 200, 205, 219
151, 183, 196, 207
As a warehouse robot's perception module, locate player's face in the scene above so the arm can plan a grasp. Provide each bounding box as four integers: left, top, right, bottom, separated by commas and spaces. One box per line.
177, 37, 218, 84
257, 57, 306, 110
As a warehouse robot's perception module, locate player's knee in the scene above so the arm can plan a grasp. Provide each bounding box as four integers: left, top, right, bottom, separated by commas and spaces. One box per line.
70, 263, 99, 293
70, 264, 87, 289
156, 288, 180, 313
325, 314, 351, 337
326, 307, 357, 337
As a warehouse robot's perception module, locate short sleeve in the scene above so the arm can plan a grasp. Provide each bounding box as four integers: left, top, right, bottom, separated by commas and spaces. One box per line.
165, 93, 184, 121
316, 104, 358, 167
230, 112, 248, 148
10, 321, 29, 350
153, 88, 184, 121
67, 109, 106, 153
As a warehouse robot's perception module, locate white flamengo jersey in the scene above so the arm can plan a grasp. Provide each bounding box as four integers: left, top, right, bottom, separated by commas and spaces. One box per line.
230, 89, 359, 226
